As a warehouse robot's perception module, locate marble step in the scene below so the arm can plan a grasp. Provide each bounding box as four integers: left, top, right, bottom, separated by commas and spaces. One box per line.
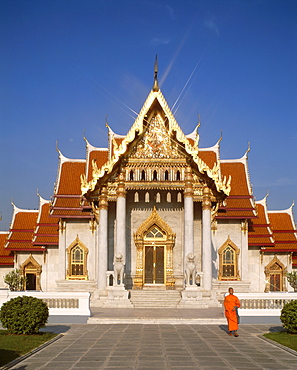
130, 290, 181, 308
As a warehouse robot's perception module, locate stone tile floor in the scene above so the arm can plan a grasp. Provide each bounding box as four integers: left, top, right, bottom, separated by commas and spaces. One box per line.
7, 323, 297, 370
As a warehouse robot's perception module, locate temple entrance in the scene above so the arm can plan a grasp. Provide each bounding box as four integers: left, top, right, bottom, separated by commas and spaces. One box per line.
20, 255, 42, 291
144, 245, 164, 284
134, 207, 176, 289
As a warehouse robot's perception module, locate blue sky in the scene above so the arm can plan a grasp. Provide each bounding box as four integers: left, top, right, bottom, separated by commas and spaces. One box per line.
0, 0, 296, 230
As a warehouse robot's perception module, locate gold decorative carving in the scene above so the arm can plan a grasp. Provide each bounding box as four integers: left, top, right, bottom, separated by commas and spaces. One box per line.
184, 166, 193, 198
89, 219, 96, 233
130, 114, 182, 159
99, 186, 108, 210
211, 218, 217, 234
202, 185, 212, 210
241, 220, 248, 235
59, 219, 66, 233
116, 171, 126, 198
133, 207, 176, 289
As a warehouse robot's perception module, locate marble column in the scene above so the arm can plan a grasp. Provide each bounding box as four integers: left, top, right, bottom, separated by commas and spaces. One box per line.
184, 166, 194, 269
58, 220, 66, 280
116, 171, 126, 263
97, 186, 108, 291
202, 185, 212, 291
241, 220, 249, 281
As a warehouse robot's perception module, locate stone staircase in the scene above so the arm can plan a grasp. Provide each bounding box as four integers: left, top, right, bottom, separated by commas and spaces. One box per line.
130, 289, 181, 308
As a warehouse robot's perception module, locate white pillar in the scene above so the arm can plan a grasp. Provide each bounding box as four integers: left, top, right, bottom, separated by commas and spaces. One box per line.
184, 198, 194, 258
202, 185, 212, 291
184, 167, 194, 269
58, 220, 66, 280
241, 220, 249, 281
98, 187, 108, 291
116, 171, 126, 263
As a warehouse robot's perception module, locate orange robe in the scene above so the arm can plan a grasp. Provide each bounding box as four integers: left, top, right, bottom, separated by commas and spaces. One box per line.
224, 294, 240, 332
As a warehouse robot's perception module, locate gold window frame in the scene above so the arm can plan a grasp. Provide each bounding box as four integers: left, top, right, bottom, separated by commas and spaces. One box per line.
264, 255, 287, 292
66, 236, 89, 280
218, 237, 240, 280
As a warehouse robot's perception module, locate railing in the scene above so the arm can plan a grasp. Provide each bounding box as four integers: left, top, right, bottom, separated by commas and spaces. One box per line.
0, 291, 90, 317
235, 292, 297, 316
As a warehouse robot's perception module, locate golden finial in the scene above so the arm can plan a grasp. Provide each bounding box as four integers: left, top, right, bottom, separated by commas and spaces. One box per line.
105, 114, 109, 128
153, 55, 159, 92
218, 130, 223, 144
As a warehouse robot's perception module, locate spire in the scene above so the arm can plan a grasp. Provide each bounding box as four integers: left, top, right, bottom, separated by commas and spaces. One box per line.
153, 55, 159, 91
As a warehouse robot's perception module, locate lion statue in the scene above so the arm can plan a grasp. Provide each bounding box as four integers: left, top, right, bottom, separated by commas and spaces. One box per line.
185, 253, 196, 286
113, 253, 124, 286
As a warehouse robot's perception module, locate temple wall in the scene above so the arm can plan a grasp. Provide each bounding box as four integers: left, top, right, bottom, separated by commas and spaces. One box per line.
0, 266, 12, 289
64, 220, 97, 281
248, 247, 262, 292
42, 248, 59, 291
212, 220, 242, 276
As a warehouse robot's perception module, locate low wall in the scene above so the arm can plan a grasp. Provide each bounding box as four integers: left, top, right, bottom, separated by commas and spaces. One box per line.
0, 290, 90, 322
235, 292, 297, 324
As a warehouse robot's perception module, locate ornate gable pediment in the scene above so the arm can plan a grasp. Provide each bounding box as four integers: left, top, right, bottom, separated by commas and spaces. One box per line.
129, 113, 183, 160
81, 86, 231, 197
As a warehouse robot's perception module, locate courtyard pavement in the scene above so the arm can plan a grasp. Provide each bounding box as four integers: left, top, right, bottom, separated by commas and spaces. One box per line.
4, 317, 297, 369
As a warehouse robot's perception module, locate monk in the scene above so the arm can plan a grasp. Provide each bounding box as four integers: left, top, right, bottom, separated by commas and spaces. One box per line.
224, 287, 240, 337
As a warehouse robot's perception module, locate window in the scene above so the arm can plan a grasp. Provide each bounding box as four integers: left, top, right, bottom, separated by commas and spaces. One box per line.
66, 236, 88, 280
165, 170, 169, 180
264, 256, 286, 292
141, 170, 146, 180
222, 246, 235, 277
134, 192, 139, 202
129, 170, 134, 181
153, 170, 158, 181
176, 170, 181, 180
218, 238, 240, 280
71, 245, 84, 276
145, 226, 165, 240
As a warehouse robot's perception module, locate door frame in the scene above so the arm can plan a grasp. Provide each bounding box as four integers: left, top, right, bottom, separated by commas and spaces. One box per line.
133, 207, 176, 289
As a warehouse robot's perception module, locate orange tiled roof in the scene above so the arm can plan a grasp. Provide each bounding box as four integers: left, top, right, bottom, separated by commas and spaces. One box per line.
51, 158, 92, 218
199, 150, 218, 169
248, 201, 274, 246
264, 211, 297, 251
5, 209, 41, 251
217, 161, 256, 219
0, 232, 13, 265
33, 201, 59, 246
87, 149, 108, 182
